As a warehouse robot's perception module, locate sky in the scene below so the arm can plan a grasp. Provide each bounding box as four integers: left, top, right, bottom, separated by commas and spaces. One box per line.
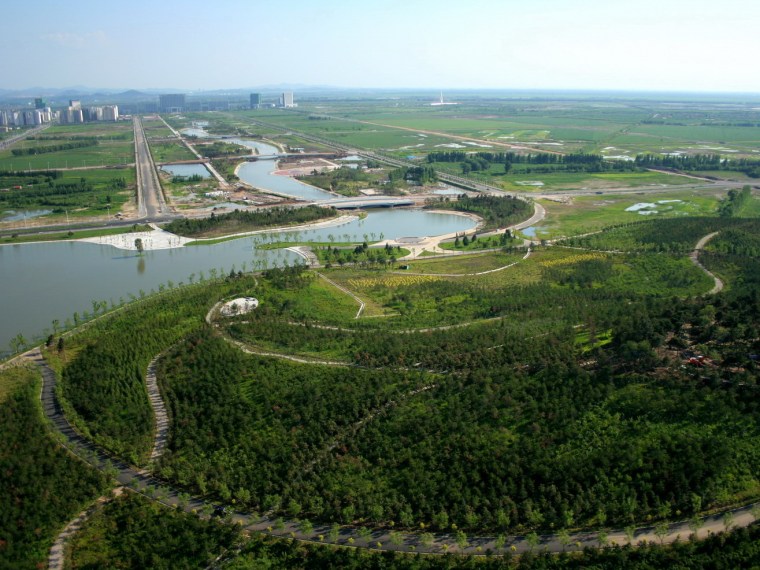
2, 0, 759, 93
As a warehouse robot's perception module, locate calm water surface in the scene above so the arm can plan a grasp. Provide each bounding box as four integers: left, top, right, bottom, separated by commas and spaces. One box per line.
0, 140, 475, 356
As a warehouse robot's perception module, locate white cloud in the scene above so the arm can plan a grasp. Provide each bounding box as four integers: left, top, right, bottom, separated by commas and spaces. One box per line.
41, 31, 108, 49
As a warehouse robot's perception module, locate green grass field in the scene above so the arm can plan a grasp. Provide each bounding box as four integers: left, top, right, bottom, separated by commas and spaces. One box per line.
527, 190, 723, 239
148, 141, 197, 163
0, 166, 136, 222
0, 224, 151, 245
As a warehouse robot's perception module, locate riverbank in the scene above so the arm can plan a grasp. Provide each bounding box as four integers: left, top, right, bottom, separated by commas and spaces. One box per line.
234, 159, 343, 200
73, 214, 361, 251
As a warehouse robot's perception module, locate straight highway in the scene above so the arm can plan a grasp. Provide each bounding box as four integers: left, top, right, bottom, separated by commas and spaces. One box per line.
133, 116, 169, 219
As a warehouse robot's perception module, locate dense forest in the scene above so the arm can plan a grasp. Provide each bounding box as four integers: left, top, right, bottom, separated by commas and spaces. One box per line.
67, 492, 239, 570
162, 205, 335, 238
0, 366, 107, 569
60, 275, 259, 462
427, 194, 532, 229
41, 215, 759, 564
561, 217, 747, 253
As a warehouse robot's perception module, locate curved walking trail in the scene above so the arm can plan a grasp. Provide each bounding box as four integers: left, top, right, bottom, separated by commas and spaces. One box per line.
317, 272, 365, 318
690, 231, 724, 294
26, 346, 760, 558
146, 354, 170, 461
48, 488, 122, 570
397, 248, 532, 278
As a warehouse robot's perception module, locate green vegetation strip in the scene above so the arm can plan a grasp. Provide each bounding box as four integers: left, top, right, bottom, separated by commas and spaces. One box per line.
0, 365, 108, 569
0, 225, 151, 245
164, 205, 337, 239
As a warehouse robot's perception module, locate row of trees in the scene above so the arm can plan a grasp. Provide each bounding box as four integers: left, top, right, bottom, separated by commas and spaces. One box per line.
718, 186, 753, 217
428, 151, 637, 175
635, 153, 760, 177
388, 166, 438, 186
162, 205, 335, 238
10, 139, 97, 156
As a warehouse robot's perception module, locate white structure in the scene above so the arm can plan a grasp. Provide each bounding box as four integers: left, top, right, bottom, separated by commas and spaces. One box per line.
281, 91, 295, 108
102, 105, 119, 121
220, 297, 259, 316
430, 92, 458, 106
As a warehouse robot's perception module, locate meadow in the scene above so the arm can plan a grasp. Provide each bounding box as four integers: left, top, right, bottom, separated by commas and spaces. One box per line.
0, 166, 136, 222
529, 189, 725, 239
0, 122, 134, 170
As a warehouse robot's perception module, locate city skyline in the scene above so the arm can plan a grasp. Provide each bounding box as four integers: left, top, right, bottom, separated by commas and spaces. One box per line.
2, 0, 759, 93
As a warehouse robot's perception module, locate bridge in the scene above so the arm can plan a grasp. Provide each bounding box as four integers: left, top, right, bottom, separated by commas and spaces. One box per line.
316, 196, 414, 209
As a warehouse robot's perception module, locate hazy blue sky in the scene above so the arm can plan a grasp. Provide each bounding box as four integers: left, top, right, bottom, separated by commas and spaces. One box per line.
2, 0, 758, 92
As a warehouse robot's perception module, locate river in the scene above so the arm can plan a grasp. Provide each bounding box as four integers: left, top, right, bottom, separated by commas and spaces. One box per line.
0, 136, 475, 357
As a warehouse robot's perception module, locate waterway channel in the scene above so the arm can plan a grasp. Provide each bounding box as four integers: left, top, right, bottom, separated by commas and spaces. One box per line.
0, 136, 476, 357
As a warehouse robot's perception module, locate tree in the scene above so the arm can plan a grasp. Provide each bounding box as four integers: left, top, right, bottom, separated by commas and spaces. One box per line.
558, 529, 571, 550
358, 527, 372, 542
420, 532, 434, 548
57, 336, 65, 354
287, 499, 302, 518
299, 519, 313, 535
9, 333, 27, 354
432, 510, 449, 530
329, 523, 340, 543
455, 530, 468, 549
688, 516, 704, 537
625, 525, 636, 544
134, 238, 144, 254
723, 511, 735, 531
526, 531, 540, 551
389, 530, 403, 546
654, 521, 669, 544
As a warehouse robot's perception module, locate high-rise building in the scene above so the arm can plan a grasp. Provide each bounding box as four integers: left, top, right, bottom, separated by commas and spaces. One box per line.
102, 105, 119, 121
281, 92, 295, 108
69, 99, 81, 110
249, 93, 261, 109
159, 94, 186, 113
34, 98, 46, 109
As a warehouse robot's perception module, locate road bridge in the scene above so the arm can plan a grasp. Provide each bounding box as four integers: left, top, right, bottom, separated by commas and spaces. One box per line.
316, 196, 415, 209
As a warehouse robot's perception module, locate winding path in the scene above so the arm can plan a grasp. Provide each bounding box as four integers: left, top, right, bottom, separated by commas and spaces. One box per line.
48, 489, 122, 570
690, 231, 724, 294
26, 345, 760, 558
146, 354, 170, 462
317, 272, 365, 318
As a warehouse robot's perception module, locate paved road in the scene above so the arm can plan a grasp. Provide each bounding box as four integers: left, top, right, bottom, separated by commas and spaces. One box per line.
0, 123, 50, 150
26, 345, 760, 557
133, 117, 168, 219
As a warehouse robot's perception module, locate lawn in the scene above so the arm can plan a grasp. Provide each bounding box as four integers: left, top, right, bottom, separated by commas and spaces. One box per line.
0, 166, 136, 222
393, 250, 525, 275
148, 141, 197, 163
527, 190, 723, 239
0, 224, 151, 245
